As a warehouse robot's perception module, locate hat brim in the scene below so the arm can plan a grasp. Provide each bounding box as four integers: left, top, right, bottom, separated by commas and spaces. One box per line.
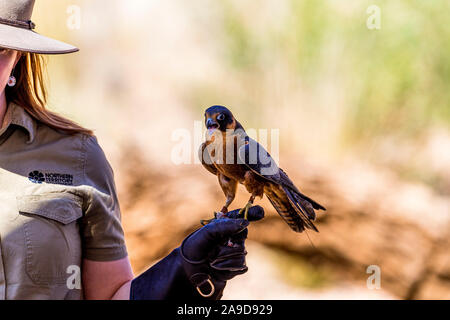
0, 23, 78, 54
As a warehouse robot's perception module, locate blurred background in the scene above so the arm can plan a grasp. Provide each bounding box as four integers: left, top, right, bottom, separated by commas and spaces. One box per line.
34, 0, 449, 299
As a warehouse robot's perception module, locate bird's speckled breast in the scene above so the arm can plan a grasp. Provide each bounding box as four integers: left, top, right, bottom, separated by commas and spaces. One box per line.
206, 131, 248, 183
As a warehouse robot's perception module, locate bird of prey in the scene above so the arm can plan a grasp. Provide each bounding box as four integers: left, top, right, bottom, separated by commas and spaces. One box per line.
198, 105, 326, 233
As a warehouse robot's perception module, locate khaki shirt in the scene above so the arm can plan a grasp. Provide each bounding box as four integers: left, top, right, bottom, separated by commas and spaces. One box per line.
0, 102, 128, 299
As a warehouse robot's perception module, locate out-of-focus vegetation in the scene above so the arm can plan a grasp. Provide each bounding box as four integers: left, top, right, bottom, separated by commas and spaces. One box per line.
186, 0, 450, 193
36, 1, 450, 172
270, 248, 331, 289
204, 0, 450, 136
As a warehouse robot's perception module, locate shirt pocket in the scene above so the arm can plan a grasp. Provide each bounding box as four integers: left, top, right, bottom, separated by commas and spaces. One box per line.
16, 192, 83, 286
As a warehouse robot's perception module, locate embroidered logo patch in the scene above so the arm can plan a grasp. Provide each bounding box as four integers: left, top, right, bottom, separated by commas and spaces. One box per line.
28, 171, 74, 186
28, 171, 45, 184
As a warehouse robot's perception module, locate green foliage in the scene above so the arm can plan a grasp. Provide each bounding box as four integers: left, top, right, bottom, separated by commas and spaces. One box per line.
269, 248, 331, 289
212, 0, 450, 139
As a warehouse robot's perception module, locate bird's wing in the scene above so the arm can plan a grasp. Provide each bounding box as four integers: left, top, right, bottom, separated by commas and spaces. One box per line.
237, 137, 325, 210
237, 136, 281, 183
238, 137, 323, 232
198, 142, 218, 175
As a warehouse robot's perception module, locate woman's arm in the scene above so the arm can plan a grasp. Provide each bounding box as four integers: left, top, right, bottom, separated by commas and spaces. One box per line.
82, 257, 134, 300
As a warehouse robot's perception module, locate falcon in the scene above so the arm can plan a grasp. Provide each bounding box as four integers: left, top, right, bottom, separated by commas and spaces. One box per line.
198, 105, 326, 232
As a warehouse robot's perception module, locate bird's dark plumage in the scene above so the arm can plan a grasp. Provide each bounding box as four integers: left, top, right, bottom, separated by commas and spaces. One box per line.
199, 105, 326, 233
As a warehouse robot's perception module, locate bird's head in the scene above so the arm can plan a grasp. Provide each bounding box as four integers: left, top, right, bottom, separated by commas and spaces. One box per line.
204, 105, 239, 136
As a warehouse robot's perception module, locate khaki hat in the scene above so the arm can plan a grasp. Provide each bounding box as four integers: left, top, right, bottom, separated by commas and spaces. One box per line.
0, 0, 78, 54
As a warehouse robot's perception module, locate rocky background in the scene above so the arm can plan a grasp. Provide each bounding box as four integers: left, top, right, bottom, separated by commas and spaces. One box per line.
117, 151, 449, 299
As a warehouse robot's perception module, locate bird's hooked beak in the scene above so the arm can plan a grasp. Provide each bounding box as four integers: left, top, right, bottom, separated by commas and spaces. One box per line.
206, 118, 219, 136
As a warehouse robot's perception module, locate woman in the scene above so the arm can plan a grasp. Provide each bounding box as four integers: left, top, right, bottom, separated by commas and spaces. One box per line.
0, 0, 263, 300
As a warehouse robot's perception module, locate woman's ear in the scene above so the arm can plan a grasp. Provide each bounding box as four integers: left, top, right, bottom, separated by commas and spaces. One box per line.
13, 51, 23, 68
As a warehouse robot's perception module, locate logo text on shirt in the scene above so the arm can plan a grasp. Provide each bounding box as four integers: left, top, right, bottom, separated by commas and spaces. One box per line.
28, 171, 74, 186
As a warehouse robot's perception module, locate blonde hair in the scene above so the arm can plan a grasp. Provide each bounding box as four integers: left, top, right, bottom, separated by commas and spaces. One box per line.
6, 52, 93, 136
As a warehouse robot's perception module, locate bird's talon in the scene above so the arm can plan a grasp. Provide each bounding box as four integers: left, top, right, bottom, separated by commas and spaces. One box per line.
239, 202, 252, 220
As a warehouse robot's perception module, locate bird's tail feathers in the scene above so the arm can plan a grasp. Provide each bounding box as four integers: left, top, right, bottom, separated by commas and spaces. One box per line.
282, 186, 319, 232
301, 194, 326, 211
278, 169, 326, 211
266, 194, 305, 233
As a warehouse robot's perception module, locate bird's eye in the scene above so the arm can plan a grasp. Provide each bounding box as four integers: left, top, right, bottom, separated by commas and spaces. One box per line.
217, 114, 225, 121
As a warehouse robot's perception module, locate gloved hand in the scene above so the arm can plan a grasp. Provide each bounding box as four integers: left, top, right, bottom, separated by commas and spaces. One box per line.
130, 206, 264, 300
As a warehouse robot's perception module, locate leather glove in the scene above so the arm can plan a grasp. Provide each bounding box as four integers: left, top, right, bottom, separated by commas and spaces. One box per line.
130, 206, 264, 300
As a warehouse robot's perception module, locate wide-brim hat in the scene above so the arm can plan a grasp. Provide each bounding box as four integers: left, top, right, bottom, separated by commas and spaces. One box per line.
0, 0, 78, 54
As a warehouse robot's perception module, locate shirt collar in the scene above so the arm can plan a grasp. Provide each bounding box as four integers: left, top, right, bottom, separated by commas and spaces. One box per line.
4, 102, 37, 144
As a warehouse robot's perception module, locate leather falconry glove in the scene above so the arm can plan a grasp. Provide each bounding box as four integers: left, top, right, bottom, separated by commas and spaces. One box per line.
130, 206, 264, 300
